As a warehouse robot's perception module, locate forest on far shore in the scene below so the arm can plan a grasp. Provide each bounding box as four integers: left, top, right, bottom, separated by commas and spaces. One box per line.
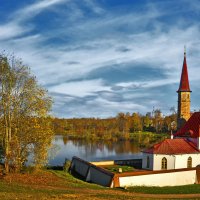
52, 109, 177, 141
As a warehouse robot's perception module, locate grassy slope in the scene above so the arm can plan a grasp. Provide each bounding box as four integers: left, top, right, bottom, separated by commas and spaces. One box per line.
128, 184, 200, 194
1, 170, 200, 199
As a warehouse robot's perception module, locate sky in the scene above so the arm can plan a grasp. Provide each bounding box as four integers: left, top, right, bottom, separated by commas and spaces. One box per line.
0, 0, 200, 118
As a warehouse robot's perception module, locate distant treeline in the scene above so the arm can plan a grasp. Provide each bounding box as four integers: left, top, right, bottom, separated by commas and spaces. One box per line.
52, 109, 177, 141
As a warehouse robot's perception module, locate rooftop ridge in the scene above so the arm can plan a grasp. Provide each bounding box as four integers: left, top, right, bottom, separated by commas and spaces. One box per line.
143, 138, 199, 154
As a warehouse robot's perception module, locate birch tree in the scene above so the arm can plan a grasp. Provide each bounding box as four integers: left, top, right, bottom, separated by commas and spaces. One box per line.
0, 54, 53, 172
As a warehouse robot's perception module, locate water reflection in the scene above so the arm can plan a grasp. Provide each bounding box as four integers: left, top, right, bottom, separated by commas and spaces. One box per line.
48, 135, 143, 166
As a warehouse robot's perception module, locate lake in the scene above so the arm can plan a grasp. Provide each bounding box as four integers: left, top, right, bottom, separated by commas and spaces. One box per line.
48, 135, 143, 166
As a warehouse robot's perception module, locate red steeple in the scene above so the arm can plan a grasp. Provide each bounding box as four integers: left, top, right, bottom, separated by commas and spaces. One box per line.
177, 47, 191, 92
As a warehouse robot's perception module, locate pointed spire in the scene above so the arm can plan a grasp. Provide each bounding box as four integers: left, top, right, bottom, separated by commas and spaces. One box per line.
177, 47, 191, 92
184, 45, 186, 56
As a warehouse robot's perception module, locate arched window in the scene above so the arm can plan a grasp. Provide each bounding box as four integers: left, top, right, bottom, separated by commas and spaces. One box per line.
161, 157, 167, 170
187, 157, 192, 168
146, 156, 150, 168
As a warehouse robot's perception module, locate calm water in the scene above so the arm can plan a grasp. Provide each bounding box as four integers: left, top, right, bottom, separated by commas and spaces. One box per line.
48, 135, 143, 166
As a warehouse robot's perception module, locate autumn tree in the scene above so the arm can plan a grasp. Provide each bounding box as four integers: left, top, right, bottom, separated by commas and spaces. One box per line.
163, 107, 177, 132
129, 113, 142, 132
114, 113, 129, 139
152, 109, 163, 133
142, 113, 152, 131
0, 54, 53, 172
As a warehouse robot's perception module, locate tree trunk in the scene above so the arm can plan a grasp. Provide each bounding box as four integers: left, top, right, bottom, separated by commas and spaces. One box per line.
4, 127, 9, 173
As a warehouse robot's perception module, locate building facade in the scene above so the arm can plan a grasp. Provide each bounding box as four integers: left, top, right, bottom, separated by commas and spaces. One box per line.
142, 138, 200, 170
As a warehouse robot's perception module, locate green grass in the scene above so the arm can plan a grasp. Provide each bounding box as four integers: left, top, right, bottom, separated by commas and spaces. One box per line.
104, 165, 134, 173
129, 131, 168, 139
1, 169, 200, 200
0, 180, 75, 200
0, 170, 105, 200
50, 170, 103, 189
52, 171, 200, 195
127, 184, 200, 194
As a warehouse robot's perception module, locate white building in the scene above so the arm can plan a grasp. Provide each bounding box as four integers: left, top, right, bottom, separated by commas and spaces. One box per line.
142, 112, 200, 171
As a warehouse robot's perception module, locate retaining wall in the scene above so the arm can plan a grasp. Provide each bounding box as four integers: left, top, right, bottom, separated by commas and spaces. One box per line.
69, 156, 114, 187
113, 168, 198, 187
70, 157, 200, 188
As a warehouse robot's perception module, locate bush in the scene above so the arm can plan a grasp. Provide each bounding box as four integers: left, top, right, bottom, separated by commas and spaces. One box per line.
63, 159, 71, 172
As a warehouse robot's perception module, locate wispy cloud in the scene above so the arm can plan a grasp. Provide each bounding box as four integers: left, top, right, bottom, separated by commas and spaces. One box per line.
0, 0, 69, 40
49, 79, 111, 97
0, 23, 28, 40
116, 78, 179, 90
13, 0, 69, 22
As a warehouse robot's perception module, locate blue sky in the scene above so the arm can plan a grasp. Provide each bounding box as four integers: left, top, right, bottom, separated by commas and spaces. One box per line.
1, 0, 200, 118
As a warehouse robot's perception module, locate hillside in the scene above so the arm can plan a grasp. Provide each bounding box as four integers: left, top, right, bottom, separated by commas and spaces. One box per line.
1, 170, 200, 200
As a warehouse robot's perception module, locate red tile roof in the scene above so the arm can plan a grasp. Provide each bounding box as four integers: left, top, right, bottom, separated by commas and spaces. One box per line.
177, 51, 191, 92
175, 112, 200, 138
143, 138, 199, 154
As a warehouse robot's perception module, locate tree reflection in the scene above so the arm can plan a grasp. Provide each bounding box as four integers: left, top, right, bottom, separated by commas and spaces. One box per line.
51, 135, 165, 165
62, 136, 68, 145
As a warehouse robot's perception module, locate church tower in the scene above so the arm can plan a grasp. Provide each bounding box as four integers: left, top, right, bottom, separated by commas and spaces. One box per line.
177, 48, 191, 129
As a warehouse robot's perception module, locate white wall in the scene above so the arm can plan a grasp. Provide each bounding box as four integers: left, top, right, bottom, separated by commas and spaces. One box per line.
153, 154, 175, 170
142, 153, 153, 170
119, 170, 197, 187
198, 137, 200, 150
142, 153, 200, 170
175, 154, 200, 168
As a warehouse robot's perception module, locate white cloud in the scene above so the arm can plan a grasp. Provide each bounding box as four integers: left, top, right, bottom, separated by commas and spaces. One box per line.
14, 0, 69, 22
9, 25, 198, 87
116, 78, 178, 90
0, 23, 30, 40
88, 97, 146, 110
2, 0, 200, 86
0, 0, 69, 40
49, 79, 111, 97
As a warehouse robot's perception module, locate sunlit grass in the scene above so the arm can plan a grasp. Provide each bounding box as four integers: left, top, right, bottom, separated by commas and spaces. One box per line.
127, 184, 200, 194
103, 165, 135, 173
1, 169, 200, 200
50, 170, 103, 189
